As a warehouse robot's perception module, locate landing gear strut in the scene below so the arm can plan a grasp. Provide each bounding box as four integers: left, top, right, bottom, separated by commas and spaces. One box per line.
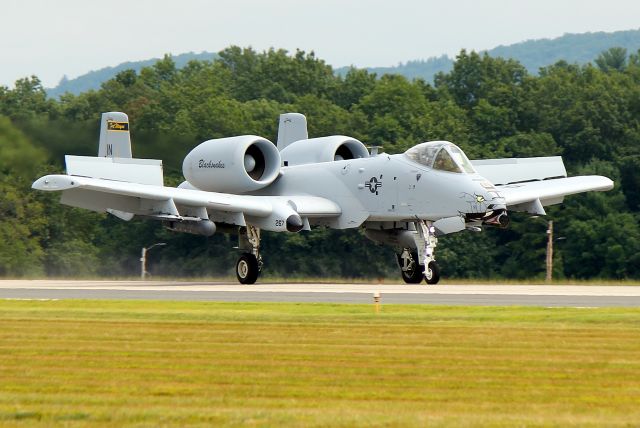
417, 220, 440, 284
396, 220, 441, 284
236, 225, 262, 284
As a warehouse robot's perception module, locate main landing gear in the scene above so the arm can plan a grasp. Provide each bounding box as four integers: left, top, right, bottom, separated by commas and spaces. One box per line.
396, 220, 440, 284
236, 225, 262, 284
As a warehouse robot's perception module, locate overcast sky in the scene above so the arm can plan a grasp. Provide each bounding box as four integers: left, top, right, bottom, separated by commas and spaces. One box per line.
2, 0, 640, 88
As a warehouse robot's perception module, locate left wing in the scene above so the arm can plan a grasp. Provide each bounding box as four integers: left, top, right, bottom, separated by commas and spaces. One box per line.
472, 156, 613, 215
496, 175, 614, 215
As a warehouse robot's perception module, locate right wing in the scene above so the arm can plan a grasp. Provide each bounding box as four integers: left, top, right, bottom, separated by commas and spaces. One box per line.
32, 174, 341, 231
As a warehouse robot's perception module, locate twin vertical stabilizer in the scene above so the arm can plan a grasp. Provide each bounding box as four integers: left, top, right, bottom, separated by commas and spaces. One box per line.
98, 112, 132, 158
276, 113, 308, 151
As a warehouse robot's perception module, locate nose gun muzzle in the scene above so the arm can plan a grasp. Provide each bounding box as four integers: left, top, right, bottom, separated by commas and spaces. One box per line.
482, 209, 509, 228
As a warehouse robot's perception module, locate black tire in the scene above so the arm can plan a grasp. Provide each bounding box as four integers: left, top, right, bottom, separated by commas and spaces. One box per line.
424, 261, 441, 285
236, 253, 259, 284
396, 252, 424, 284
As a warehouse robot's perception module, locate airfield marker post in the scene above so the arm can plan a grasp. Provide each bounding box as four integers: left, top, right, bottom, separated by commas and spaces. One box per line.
373, 292, 381, 313
546, 221, 553, 282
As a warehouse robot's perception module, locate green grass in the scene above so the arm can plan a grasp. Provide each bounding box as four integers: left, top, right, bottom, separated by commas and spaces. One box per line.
1, 300, 640, 427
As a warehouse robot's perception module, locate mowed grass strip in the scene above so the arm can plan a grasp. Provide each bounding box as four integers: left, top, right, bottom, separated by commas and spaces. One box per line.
0, 300, 639, 427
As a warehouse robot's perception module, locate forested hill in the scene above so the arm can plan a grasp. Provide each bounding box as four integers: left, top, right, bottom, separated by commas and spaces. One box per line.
340, 29, 640, 82
47, 51, 218, 98
489, 29, 640, 73
46, 29, 640, 97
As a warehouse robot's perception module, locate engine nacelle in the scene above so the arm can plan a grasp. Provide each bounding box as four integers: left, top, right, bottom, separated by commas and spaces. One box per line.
280, 136, 369, 166
182, 135, 281, 193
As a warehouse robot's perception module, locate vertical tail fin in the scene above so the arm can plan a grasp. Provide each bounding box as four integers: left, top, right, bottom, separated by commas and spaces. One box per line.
277, 113, 308, 151
98, 112, 132, 158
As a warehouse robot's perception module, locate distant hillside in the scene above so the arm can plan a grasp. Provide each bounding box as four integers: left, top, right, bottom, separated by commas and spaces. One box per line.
335, 55, 454, 82
47, 51, 218, 98
47, 29, 640, 97
336, 28, 640, 81
487, 29, 640, 72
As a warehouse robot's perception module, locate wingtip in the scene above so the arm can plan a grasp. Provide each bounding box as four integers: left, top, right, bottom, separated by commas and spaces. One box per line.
32, 175, 78, 191
605, 178, 615, 191
597, 176, 615, 191
582, 175, 615, 192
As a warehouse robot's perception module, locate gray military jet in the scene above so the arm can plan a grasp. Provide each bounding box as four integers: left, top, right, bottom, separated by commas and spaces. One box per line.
33, 112, 613, 284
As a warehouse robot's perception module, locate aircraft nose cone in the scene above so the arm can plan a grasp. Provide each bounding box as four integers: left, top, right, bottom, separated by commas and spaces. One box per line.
286, 215, 304, 232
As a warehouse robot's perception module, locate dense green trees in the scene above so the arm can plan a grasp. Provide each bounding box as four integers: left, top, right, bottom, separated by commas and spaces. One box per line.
596, 47, 629, 72
0, 118, 47, 276
1, 46, 639, 279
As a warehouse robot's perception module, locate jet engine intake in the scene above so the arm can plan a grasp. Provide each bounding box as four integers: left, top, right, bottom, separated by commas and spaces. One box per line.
182, 135, 281, 193
280, 136, 369, 166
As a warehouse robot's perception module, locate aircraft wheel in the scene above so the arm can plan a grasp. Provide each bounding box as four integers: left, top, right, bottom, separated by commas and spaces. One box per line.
397, 253, 424, 284
236, 253, 259, 284
424, 261, 441, 285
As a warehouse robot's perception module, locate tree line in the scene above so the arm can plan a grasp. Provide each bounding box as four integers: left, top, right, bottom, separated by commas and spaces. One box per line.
1, 46, 639, 280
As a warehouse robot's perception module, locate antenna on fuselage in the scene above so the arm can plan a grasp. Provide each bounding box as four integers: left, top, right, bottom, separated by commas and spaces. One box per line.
367, 145, 383, 156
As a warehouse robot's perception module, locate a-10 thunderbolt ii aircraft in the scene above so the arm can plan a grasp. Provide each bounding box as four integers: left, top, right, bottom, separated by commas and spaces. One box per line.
33, 112, 614, 284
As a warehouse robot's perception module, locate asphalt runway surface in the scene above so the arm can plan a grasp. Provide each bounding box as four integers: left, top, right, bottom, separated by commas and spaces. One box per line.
1, 280, 640, 307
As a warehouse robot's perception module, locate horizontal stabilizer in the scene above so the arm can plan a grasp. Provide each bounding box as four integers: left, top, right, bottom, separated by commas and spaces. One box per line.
65, 155, 163, 186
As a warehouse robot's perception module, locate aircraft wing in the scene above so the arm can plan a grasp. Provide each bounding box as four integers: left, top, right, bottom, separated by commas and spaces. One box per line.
496, 175, 614, 215
472, 156, 613, 215
32, 174, 341, 230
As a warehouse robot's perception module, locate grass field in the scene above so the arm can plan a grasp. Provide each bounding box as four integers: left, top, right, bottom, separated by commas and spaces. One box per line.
1, 300, 639, 427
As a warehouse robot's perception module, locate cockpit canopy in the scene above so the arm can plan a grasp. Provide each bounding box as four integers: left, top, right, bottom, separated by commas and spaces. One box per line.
404, 141, 476, 174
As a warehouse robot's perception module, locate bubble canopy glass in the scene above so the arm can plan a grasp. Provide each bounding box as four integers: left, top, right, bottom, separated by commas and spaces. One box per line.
404, 141, 476, 174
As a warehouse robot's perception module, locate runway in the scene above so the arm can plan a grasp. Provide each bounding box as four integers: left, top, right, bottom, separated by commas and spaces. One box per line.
2, 280, 640, 306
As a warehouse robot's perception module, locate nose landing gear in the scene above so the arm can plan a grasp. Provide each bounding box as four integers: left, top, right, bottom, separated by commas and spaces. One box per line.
424, 260, 440, 285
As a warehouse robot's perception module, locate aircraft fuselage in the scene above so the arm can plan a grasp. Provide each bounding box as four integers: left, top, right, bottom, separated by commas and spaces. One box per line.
256, 153, 506, 228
